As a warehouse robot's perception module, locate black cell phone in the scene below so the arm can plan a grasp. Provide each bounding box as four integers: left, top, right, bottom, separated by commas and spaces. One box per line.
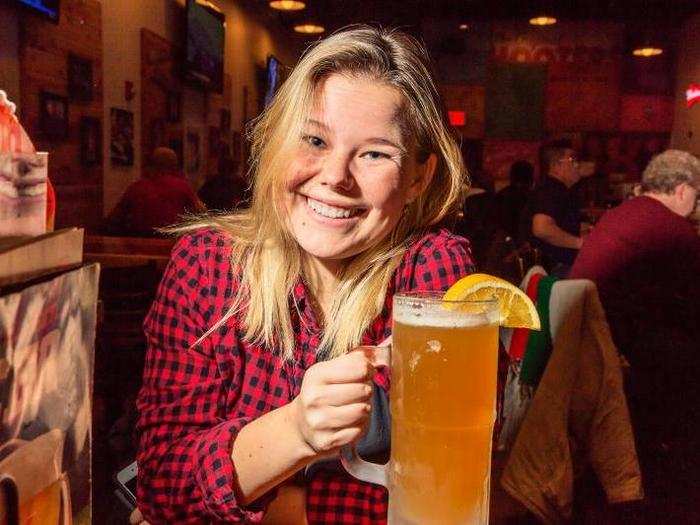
114, 461, 137, 511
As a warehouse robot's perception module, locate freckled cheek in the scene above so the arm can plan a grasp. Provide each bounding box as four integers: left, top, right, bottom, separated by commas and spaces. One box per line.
285, 155, 322, 191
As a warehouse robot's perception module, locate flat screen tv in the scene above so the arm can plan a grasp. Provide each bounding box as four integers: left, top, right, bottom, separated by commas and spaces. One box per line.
185, 0, 225, 93
264, 56, 281, 107
17, 0, 60, 22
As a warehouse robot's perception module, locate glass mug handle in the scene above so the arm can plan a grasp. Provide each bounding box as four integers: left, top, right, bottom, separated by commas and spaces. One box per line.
339, 343, 391, 488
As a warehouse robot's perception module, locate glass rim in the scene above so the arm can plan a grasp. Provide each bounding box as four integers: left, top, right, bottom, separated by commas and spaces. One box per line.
393, 290, 499, 306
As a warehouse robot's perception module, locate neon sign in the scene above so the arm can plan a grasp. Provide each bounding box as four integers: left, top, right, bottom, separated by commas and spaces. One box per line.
448, 111, 466, 126
687, 84, 700, 108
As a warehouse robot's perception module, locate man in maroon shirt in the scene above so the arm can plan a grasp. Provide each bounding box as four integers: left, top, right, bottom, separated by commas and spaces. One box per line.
570, 149, 700, 521
104, 147, 205, 236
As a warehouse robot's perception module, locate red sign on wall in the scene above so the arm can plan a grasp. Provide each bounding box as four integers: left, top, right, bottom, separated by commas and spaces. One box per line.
687, 84, 700, 108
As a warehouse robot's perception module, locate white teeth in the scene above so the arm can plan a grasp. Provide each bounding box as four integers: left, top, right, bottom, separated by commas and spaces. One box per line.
307, 197, 356, 219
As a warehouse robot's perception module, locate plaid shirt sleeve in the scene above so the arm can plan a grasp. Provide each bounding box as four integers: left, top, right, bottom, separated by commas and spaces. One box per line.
395, 228, 476, 293
136, 232, 266, 524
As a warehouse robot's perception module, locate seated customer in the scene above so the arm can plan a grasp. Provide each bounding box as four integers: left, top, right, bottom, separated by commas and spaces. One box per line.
496, 160, 534, 244
529, 145, 583, 277
570, 150, 700, 520
198, 144, 248, 210
104, 147, 205, 236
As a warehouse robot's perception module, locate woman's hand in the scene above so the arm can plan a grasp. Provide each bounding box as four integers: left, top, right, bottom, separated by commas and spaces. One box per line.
291, 349, 375, 455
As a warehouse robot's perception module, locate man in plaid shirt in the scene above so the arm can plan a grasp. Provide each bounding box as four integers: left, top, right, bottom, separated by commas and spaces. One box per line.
136, 26, 474, 524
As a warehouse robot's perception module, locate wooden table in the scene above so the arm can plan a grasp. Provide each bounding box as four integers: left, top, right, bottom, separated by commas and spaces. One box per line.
83, 235, 175, 270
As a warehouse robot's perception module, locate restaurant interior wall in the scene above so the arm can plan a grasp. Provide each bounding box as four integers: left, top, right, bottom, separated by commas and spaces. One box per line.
102, 0, 301, 215
671, 11, 700, 156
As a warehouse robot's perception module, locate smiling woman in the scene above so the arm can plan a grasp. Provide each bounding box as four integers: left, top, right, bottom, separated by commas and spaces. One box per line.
136, 26, 474, 524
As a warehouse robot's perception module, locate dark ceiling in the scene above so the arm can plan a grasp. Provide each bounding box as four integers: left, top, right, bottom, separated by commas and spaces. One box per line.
252, 0, 700, 38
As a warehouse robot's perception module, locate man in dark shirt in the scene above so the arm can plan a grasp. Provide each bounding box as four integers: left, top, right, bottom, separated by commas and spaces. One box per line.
570, 150, 700, 520
529, 147, 583, 276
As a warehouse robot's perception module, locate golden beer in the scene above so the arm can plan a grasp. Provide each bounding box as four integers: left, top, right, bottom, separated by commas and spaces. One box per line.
390, 294, 499, 524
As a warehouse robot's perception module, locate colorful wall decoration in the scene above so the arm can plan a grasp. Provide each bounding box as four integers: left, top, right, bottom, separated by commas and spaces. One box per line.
0, 264, 99, 522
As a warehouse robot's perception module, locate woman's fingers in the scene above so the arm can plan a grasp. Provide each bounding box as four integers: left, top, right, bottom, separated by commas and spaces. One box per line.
308, 382, 373, 407
310, 351, 374, 384
319, 403, 371, 429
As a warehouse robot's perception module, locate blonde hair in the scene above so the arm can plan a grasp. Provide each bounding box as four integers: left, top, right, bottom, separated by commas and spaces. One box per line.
177, 26, 466, 360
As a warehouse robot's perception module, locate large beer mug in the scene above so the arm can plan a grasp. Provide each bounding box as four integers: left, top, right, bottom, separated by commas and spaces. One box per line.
341, 291, 500, 524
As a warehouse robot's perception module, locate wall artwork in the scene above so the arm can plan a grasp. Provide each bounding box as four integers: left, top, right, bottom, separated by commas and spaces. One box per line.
0, 264, 99, 522
39, 91, 69, 140
79, 117, 101, 167
110, 108, 134, 166
0, 152, 48, 236
68, 53, 94, 102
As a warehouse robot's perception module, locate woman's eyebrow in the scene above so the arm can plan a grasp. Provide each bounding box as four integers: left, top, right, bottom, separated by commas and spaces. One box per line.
304, 119, 329, 131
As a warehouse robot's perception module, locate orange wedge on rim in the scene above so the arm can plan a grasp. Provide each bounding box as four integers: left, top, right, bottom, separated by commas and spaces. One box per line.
443, 273, 541, 330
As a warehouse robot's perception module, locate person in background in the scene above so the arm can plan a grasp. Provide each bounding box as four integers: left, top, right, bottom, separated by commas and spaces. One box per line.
104, 147, 205, 237
135, 26, 473, 524
495, 160, 534, 244
454, 168, 497, 266
528, 144, 583, 277
570, 150, 700, 523
197, 142, 249, 210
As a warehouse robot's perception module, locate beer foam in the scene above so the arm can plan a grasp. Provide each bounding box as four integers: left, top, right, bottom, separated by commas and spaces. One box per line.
393, 306, 498, 328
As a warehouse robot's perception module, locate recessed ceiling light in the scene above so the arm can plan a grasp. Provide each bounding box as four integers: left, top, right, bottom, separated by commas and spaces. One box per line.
632, 47, 663, 57
269, 1, 305, 10
294, 24, 325, 34
459, 23, 469, 31
529, 16, 557, 26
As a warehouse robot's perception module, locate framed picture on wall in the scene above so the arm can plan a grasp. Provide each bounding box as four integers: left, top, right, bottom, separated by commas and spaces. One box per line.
79, 117, 101, 167
39, 91, 69, 140
110, 108, 134, 166
68, 53, 93, 102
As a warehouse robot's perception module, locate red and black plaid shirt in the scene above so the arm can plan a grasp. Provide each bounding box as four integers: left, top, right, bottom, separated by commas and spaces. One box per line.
136, 228, 474, 524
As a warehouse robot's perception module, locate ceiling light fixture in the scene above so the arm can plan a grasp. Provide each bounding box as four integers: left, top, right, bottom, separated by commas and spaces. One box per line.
294, 24, 324, 34
269, 1, 305, 10
632, 46, 663, 57
459, 23, 469, 31
529, 16, 557, 26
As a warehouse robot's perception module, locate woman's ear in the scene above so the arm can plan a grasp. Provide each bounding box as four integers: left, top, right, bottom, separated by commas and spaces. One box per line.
406, 153, 437, 203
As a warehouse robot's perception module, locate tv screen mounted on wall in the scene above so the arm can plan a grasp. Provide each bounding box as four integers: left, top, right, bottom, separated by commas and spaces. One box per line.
17, 0, 60, 22
185, 0, 225, 93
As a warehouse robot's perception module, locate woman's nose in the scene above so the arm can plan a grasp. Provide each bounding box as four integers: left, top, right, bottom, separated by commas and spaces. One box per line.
319, 153, 354, 191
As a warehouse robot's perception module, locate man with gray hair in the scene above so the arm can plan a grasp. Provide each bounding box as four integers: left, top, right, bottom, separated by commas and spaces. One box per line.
570, 149, 700, 521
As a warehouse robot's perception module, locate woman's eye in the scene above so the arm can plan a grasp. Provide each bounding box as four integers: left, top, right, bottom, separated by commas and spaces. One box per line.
302, 135, 325, 148
362, 151, 391, 161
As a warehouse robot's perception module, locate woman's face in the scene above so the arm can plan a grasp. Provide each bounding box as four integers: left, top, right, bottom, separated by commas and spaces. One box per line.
284, 74, 434, 267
